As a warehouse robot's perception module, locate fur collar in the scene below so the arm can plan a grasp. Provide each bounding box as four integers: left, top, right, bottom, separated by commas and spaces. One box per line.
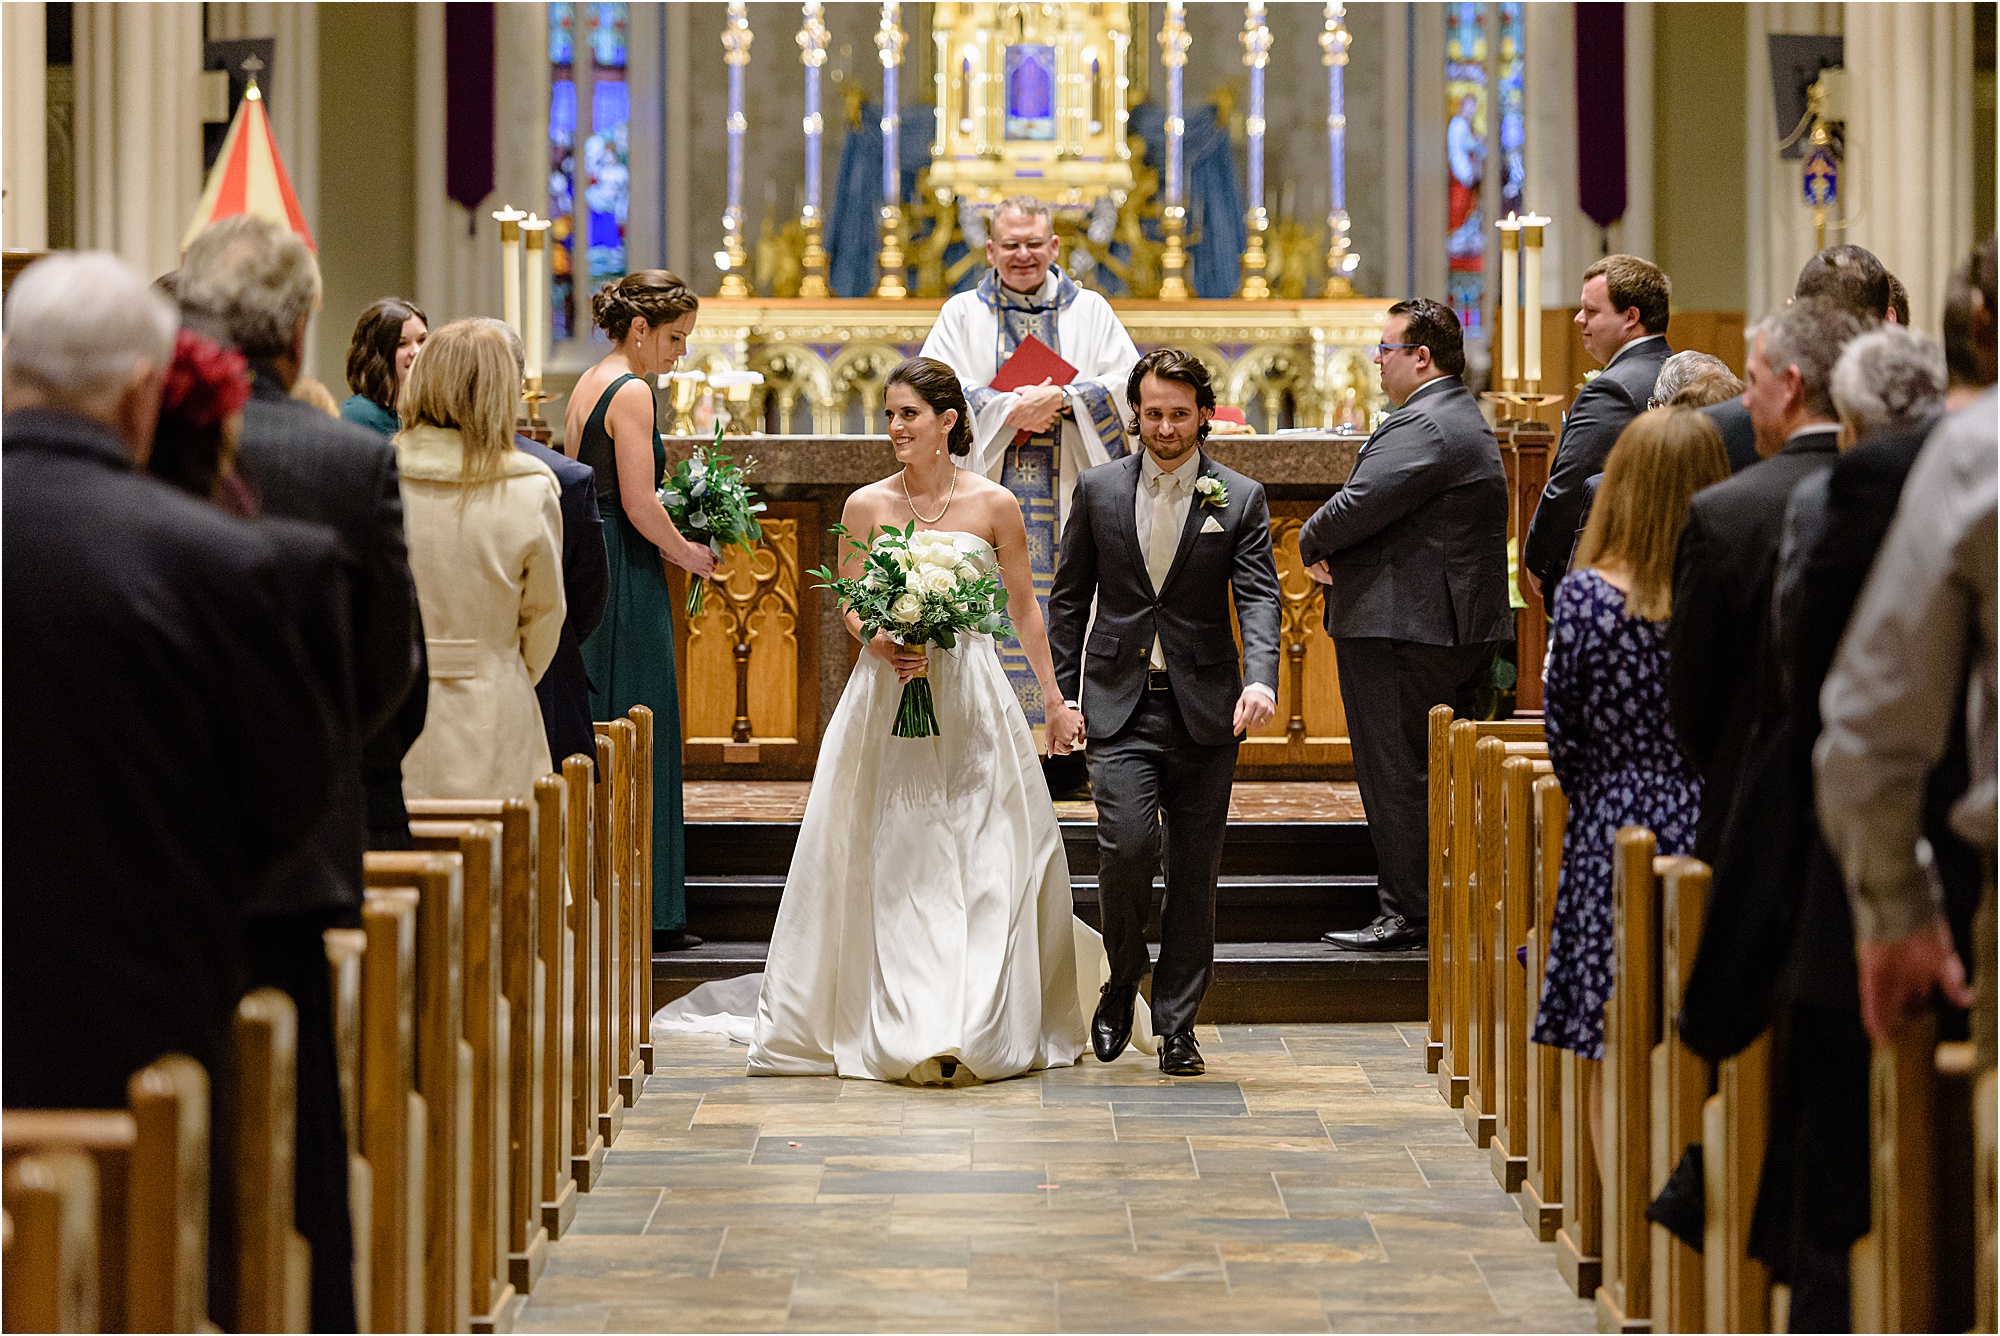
393, 423, 558, 485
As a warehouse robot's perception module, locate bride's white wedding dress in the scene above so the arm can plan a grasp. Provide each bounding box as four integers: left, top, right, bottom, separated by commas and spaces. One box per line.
744, 531, 1093, 1084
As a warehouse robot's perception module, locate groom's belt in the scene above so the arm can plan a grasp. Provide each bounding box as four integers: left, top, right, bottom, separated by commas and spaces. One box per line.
1147, 668, 1173, 693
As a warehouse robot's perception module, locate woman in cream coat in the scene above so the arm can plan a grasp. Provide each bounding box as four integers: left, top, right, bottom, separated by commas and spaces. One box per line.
396, 319, 566, 801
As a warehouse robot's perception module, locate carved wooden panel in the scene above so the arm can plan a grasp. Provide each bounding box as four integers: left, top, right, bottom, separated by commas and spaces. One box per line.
1231, 502, 1351, 771
671, 504, 822, 779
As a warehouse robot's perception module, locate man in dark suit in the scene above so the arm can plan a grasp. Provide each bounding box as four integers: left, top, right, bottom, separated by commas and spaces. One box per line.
2, 254, 339, 1309
1047, 348, 1282, 1076
1298, 299, 1512, 950
1700, 397, 1760, 473
179, 216, 420, 1334
1521, 254, 1673, 594
481, 317, 610, 770
1794, 243, 1894, 323
1666, 297, 1864, 864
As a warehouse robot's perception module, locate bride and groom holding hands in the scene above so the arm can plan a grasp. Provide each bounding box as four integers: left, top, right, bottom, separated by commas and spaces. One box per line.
744, 346, 1281, 1084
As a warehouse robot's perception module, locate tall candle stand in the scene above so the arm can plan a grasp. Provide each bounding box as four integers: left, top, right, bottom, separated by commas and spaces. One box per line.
1236, 3, 1272, 300
520, 214, 554, 433
718, 1, 753, 298
1320, 4, 1358, 295
797, 2, 831, 300
873, 1, 909, 298
1157, 2, 1191, 300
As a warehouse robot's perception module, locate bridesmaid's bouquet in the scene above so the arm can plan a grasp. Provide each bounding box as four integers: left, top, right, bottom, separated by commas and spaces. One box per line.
809, 523, 1013, 739
659, 420, 766, 616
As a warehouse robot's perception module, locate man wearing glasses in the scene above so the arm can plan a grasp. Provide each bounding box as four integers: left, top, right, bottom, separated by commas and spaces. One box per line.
921, 197, 1140, 761
1297, 299, 1512, 950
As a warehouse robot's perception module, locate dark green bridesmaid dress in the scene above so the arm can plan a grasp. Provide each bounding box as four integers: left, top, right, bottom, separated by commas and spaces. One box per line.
575, 373, 688, 932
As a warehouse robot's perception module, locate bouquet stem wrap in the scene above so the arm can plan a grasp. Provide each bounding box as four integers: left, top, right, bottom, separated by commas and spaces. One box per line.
893, 647, 938, 739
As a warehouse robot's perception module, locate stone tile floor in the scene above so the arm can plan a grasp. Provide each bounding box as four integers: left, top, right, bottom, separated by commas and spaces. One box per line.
685, 782, 1369, 826
518, 1024, 1594, 1333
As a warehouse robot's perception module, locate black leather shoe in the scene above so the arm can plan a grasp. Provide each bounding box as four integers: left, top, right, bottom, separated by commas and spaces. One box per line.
1091, 982, 1137, 1063
654, 929, 705, 952
1321, 915, 1425, 951
1158, 1030, 1204, 1076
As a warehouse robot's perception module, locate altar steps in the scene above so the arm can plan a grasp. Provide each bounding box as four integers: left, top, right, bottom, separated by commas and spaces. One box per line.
662, 811, 1428, 1023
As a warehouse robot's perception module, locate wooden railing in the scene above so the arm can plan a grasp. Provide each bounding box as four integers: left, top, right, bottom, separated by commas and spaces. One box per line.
1423, 705, 1988, 1334
3, 706, 662, 1333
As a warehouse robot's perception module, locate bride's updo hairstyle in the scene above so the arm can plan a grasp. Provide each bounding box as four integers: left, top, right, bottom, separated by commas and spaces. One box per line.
592, 269, 699, 341
885, 356, 974, 457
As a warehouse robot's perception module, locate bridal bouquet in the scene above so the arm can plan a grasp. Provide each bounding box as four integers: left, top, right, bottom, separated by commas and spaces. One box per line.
658, 419, 766, 616
809, 522, 1013, 739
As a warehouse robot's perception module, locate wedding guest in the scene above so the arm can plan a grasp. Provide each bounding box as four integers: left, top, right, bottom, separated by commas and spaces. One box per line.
3, 252, 337, 1315
1942, 234, 1998, 409
473, 316, 609, 770
179, 217, 424, 854
1648, 350, 1739, 410
1522, 254, 1672, 594
1794, 244, 1892, 324
1532, 407, 1727, 1155
291, 373, 341, 418
341, 296, 428, 436
1887, 272, 1911, 326
564, 271, 719, 950
1666, 297, 1863, 861
396, 319, 565, 801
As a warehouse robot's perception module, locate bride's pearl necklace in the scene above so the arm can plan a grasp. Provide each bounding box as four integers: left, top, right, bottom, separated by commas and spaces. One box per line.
901, 463, 957, 525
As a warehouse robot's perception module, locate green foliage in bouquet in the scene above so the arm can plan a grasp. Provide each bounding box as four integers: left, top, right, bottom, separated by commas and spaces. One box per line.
808, 521, 1014, 739
658, 419, 767, 615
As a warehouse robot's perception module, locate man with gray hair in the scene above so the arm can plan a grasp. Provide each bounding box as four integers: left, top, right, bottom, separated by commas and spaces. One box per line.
1830, 324, 1949, 445
1666, 297, 1864, 863
179, 215, 417, 1333
3, 252, 337, 1258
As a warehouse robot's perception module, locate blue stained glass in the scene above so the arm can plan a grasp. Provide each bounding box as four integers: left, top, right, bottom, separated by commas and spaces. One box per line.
586, 78, 629, 284
589, 2, 627, 68
1499, 3, 1526, 218
549, 2, 574, 66
1444, 2, 1488, 333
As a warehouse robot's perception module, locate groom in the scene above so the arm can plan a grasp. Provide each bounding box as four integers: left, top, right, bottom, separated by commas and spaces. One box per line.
1047, 348, 1282, 1076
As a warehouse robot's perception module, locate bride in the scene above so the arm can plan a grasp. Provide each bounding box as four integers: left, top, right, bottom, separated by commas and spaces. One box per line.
746, 357, 1095, 1085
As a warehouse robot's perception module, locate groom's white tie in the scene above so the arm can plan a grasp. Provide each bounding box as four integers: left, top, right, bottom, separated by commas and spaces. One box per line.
1145, 468, 1186, 669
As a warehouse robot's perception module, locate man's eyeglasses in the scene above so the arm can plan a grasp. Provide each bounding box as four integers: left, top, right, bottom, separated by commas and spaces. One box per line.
1375, 341, 1421, 357
994, 238, 1056, 254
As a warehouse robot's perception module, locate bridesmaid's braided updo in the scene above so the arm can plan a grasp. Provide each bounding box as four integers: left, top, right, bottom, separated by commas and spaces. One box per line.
592, 270, 700, 341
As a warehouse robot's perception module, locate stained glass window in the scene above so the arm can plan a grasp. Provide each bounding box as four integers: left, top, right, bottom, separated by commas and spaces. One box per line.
548, 2, 631, 345
1498, 3, 1525, 220
1444, 3, 1488, 335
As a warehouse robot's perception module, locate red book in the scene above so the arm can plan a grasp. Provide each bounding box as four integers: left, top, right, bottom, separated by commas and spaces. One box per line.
990, 336, 1079, 444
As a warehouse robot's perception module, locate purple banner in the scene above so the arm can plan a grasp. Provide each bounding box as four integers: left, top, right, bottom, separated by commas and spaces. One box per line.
1574, 2, 1626, 230
445, 3, 496, 213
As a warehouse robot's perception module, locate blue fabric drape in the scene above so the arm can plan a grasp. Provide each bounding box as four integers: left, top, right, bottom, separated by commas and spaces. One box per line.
1130, 101, 1244, 299
828, 103, 940, 297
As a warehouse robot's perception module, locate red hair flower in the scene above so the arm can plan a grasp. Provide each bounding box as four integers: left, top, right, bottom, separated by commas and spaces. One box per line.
159, 328, 250, 433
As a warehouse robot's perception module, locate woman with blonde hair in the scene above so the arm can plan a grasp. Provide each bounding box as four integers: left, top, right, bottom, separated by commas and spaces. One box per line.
1532, 407, 1729, 1149
395, 319, 566, 801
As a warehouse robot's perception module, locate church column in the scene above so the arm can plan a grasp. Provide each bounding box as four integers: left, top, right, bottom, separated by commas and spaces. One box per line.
74, 2, 204, 280
1744, 3, 1843, 319
203, 3, 320, 238
1844, 1, 1974, 329
3, 1, 49, 249
1622, 2, 1656, 265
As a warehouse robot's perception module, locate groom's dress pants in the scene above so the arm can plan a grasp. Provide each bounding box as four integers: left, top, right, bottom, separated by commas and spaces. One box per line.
1086, 689, 1238, 1038
1335, 637, 1499, 924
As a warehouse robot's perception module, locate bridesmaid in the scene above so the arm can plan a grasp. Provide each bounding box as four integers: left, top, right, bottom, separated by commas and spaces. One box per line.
564, 271, 718, 951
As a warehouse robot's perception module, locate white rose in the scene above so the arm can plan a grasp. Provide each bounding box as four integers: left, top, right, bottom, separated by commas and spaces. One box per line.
889, 591, 924, 624
863, 568, 888, 590
891, 548, 915, 572
918, 566, 957, 596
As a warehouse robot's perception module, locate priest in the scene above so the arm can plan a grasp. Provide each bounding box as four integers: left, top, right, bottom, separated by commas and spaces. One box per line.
920, 195, 1140, 723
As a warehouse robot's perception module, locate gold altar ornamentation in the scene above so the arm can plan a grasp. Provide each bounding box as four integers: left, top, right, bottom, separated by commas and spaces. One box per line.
718, 1, 754, 299
927, 2, 1136, 212
796, 2, 832, 300
679, 516, 806, 756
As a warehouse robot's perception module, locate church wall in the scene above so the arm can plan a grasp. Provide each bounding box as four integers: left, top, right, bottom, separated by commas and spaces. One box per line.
313, 2, 417, 398
1652, 2, 1749, 313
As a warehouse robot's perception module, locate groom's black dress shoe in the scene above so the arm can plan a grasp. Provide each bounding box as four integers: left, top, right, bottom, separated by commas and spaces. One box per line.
1321, 915, 1425, 951
654, 929, 705, 952
1158, 1031, 1204, 1076
1092, 982, 1137, 1063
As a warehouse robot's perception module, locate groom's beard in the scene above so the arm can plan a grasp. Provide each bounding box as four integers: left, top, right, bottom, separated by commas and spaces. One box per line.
1140, 431, 1200, 468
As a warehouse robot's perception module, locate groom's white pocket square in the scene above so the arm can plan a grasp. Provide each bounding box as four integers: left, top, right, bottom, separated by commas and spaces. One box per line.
1200, 515, 1225, 535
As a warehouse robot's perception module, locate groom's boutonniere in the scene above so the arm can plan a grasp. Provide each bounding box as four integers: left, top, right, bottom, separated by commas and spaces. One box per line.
1193, 474, 1229, 509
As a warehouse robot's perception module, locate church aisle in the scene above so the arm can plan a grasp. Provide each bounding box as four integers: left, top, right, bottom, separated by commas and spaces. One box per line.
516, 1024, 1595, 1333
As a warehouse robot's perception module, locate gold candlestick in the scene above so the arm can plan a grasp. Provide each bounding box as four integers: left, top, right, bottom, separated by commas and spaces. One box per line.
1159, 205, 1189, 300
666, 370, 708, 437
799, 210, 830, 299
1238, 206, 1271, 300
874, 203, 909, 299
521, 373, 551, 430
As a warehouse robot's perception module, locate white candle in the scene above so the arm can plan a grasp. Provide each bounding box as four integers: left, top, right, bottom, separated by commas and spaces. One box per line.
1496, 212, 1520, 386
492, 206, 526, 335
1521, 214, 1549, 386
522, 214, 552, 383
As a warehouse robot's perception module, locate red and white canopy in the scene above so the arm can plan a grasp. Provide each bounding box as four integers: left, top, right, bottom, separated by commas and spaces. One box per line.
182, 80, 315, 252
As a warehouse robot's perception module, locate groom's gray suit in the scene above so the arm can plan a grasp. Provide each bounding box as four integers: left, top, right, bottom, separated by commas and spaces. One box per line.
1048, 449, 1282, 1037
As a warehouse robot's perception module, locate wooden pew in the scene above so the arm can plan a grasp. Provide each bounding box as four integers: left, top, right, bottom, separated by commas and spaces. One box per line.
409, 796, 552, 1297
1597, 827, 1661, 1333
365, 851, 471, 1334
532, 772, 579, 1239
1438, 718, 1478, 1108
1426, 705, 1453, 1076
1464, 736, 1548, 1152
627, 706, 657, 1078
3, 1149, 98, 1332
408, 820, 516, 1333
358, 888, 425, 1335
323, 927, 373, 1332
590, 725, 633, 1150
1489, 753, 1551, 1194
564, 753, 607, 1192
232, 988, 311, 1334
1703, 1031, 1773, 1332
1651, 859, 1710, 1333
1976, 1066, 1995, 1335
3, 1055, 210, 1332
1523, 775, 1572, 1243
